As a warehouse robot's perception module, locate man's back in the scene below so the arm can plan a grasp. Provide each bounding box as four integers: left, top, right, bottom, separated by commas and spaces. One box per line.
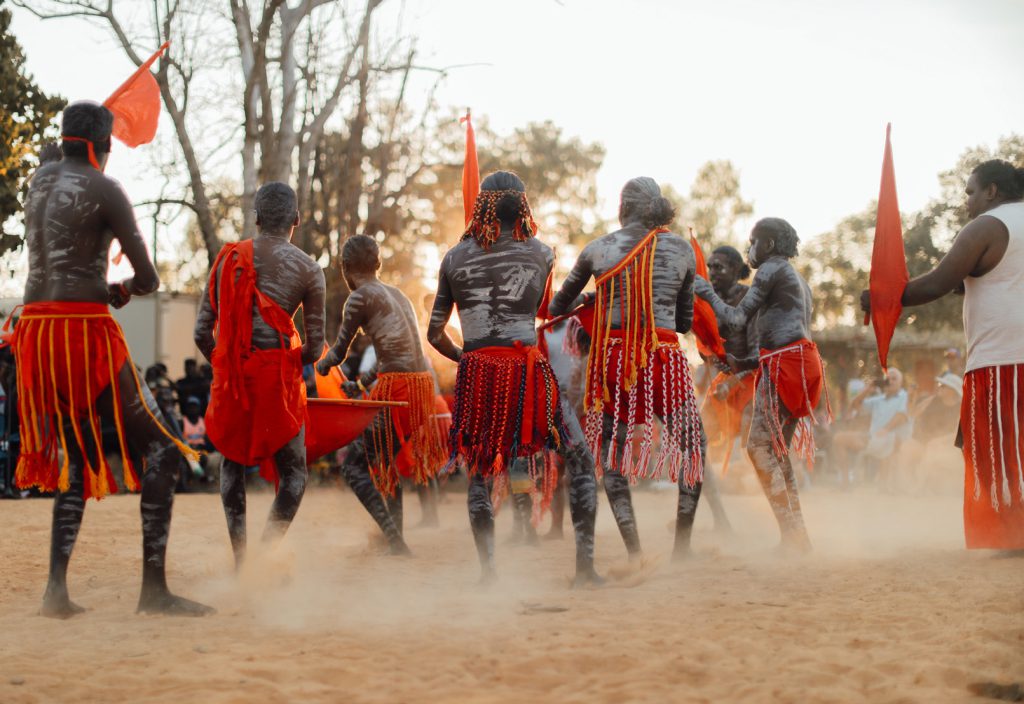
345, 281, 427, 374
23, 161, 143, 304
436, 233, 553, 350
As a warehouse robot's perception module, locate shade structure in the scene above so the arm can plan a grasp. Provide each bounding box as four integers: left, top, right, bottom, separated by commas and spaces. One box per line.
306, 398, 409, 459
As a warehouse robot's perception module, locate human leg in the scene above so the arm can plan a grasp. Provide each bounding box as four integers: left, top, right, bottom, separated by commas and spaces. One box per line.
262, 427, 308, 543
41, 440, 87, 618
467, 471, 496, 582
673, 420, 708, 559
600, 412, 641, 557
339, 434, 409, 555
219, 458, 247, 570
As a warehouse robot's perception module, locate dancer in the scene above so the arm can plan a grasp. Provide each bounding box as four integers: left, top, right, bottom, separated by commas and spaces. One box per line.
11, 102, 212, 616
862, 159, 1024, 549
318, 234, 447, 553
195, 182, 326, 569
549, 177, 706, 560
428, 171, 600, 585
696, 217, 822, 552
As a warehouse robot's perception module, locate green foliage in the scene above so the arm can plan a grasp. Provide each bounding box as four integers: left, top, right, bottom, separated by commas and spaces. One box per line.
667, 160, 753, 249
0, 6, 65, 254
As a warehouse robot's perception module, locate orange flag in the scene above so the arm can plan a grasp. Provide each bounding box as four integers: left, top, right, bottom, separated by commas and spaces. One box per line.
867, 123, 908, 371
689, 229, 727, 361
459, 109, 480, 225
103, 42, 170, 148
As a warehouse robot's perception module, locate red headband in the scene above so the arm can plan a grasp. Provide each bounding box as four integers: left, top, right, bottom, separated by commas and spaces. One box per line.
61, 136, 107, 171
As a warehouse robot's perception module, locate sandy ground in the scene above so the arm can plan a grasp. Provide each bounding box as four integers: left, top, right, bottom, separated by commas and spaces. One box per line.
0, 467, 1021, 704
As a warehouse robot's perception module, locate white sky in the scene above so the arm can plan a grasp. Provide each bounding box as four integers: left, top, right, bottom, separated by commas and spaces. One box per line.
10, 0, 1024, 249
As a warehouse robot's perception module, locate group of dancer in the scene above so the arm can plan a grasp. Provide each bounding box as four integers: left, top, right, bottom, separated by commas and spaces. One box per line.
8, 101, 1023, 618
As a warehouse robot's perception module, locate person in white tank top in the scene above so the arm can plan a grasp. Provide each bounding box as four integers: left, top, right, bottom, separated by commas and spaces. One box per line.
861, 159, 1024, 550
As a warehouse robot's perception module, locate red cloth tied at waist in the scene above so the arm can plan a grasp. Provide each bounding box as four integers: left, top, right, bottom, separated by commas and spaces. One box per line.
707, 371, 757, 443
450, 341, 562, 475
394, 393, 451, 481
6, 301, 197, 499
203, 241, 307, 488
757, 338, 824, 419
367, 371, 448, 497
601, 327, 680, 425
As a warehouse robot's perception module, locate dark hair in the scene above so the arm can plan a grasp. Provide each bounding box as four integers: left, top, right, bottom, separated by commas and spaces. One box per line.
712, 245, 751, 279
255, 181, 298, 231
754, 217, 799, 258
972, 159, 1024, 201
480, 171, 527, 225
620, 177, 675, 229
342, 234, 380, 274
60, 101, 113, 159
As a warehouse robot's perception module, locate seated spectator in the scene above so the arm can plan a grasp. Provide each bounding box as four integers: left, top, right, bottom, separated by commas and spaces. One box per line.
887, 372, 964, 494
831, 367, 910, 486
181, 396, 213, 452
176, 358, 206, 416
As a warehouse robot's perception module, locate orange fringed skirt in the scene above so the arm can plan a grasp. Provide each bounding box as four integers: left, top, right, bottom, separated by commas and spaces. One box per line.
961, 365, 1024, 549
369, 371, 448, 497
756, 339, 827, 464
7, 301, 198, 500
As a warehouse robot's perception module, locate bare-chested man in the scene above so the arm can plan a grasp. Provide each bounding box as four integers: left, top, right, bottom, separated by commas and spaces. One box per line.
194, 182, 325, 569
11, 102, 212, 617
862, 159, 1024, 550
704, 246, 758, 464
695, 218, 823, 552
317, 234, 447, 555
428, 171, 601, 586
550, 177, 706, 561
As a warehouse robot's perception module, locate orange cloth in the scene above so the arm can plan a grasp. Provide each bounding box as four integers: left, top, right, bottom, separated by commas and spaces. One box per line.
203, 241, 306, 488
6, 301, 196, 500
368, 372, 448, 497
960, 365, 1024, 550
756, 339, 827, 462
707, 371, 757, 444
690, 232, 727, 361
103, 42, 169, 148
868, 123, 908, 371
460, 111, 480, 226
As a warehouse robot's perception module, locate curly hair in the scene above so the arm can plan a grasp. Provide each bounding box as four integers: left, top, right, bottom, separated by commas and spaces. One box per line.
972, 159, 1024, 201
754, 217, 799, 258
462, 170, 538, 249
619, 177, 676, 229
712, 245, 751, 280
342, 234, 381, 274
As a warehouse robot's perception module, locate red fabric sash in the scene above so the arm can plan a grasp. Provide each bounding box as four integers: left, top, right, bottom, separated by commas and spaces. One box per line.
203, 241, 306, 486
7, 301, 197, 499
960, 365, 1024, 549
757, 339, 824, 419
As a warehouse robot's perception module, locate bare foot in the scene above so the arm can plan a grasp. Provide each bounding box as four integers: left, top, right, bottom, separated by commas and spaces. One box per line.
570, 568, 606, 589
40, 588, 88, 619
137, 590, 215, 617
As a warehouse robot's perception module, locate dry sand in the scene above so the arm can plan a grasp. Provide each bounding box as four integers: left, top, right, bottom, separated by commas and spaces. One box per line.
0, 470, 1021, 703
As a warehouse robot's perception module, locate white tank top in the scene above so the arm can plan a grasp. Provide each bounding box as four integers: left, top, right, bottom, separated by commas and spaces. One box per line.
963, 201, 1024, 372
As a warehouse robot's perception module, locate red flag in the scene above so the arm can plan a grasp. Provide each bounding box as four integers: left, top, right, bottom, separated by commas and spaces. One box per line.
689, 229, 727, 361
459, 109, 480, 226
867, 123, 908, 371
103, 42, 170, 148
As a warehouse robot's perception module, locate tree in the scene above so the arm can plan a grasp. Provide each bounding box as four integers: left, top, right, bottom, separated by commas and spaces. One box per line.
0, 5, 65, 255
672, 160, 753, 248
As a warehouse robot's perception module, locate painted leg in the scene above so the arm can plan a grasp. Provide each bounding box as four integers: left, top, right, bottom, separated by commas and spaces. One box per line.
385, 481, 404, 537
41, 445, 87, 619
600, 412, 641, 557
340, 436, 409, 555
467, 472, 497, 582
560, 397, 600, 585
511, 491, 538, 545
220, 459, 247, 570
700, 457, 733, 535
104, 366, 213, 615
674, 421, 710, 559
415, 480, 439, 527
262, 427, 308, 544
544, 460, 566, 540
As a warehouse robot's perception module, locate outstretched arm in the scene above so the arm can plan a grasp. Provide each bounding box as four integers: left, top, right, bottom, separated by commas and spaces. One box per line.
317, 291, 366, 374
105, 180, 159, 304
675, 266, 695, 334
427, 259, 462, 363
548, 250, 594, 317
300, 268, 327, 366
695, 263, 774, 329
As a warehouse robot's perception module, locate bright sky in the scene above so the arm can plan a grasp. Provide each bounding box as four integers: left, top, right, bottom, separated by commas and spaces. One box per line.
10, 0, 1024, 251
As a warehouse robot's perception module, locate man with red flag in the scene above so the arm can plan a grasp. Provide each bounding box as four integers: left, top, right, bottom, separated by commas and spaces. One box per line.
862, 159, 1024, 550
428, 171, 601, 586
550, 177, 707, 561
10, 102, 212, 617
695, 217, 823, 553
194, 182, 326, 570
317, 234, 446, 555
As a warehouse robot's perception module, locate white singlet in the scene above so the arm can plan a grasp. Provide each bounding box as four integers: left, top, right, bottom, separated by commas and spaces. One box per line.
963, 201, 1024, 373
